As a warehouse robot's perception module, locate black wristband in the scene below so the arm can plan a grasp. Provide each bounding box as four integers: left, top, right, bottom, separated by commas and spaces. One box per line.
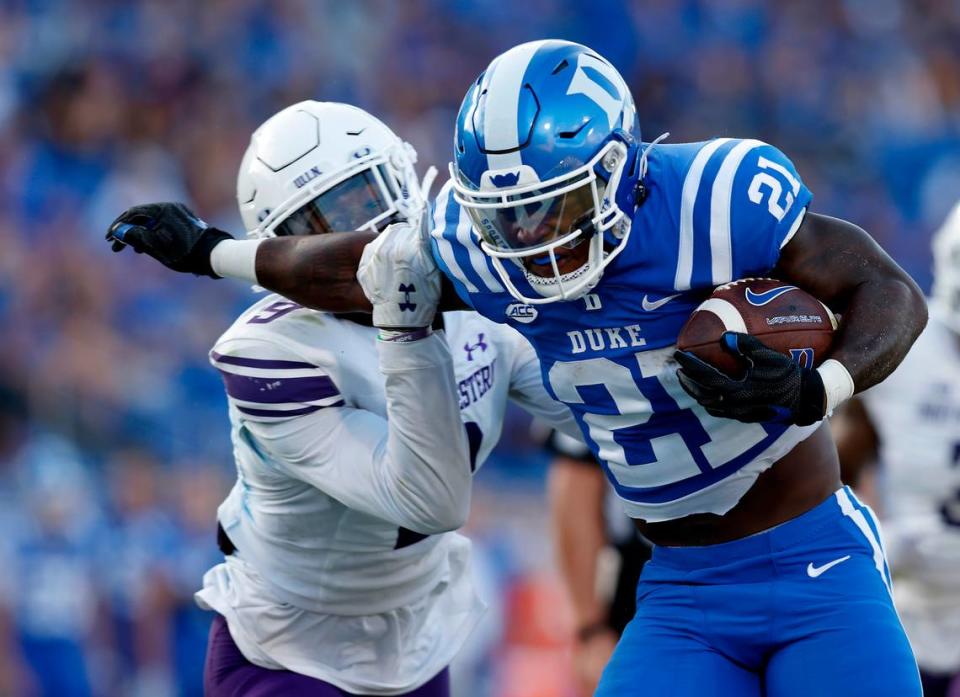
795, 367, 827, 426
193, 227, 234, 278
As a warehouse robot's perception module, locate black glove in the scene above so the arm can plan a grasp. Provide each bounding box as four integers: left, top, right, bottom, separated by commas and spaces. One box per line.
106, 202, 234, 278
674, 332, 826, 426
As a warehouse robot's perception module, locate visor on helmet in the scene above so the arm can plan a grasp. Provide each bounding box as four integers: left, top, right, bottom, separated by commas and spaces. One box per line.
274, 166, 398, 236
465, 178, 602, 254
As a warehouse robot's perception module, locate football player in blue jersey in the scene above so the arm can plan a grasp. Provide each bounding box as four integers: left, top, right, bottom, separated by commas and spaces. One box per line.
107, 40, 927, 696
428, 40, 926, 697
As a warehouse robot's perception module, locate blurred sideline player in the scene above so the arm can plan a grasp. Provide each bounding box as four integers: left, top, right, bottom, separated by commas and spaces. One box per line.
110, 101, 579, 696
545, 429, 650, 696
105, 41, 929, 695
832, 202, 960, 697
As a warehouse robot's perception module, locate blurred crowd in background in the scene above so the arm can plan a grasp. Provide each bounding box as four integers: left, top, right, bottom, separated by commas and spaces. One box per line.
0, 0, 957, 695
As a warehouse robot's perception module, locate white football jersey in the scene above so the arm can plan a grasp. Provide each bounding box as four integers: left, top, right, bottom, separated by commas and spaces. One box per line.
195, 294, 577, 694
860, 312, 960, 673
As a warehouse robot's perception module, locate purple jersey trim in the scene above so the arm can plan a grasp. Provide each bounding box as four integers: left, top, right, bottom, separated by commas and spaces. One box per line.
235, 401, 344, 418
219, 371, 340, 404
211, 351, 316, 370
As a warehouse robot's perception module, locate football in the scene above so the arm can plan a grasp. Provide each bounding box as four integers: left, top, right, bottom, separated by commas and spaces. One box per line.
676, 278, 838, 377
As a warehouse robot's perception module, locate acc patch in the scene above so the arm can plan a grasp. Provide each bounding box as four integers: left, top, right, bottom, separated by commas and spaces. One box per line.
506, 303, 538, 324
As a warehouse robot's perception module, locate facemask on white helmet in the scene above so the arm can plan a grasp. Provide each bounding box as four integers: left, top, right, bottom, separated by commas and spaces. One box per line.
237, 101, 430, 241
932, 200, 960, 334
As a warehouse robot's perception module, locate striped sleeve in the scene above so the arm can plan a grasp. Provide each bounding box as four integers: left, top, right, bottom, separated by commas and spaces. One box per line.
674, 139, 812, 291
429, 179, 505, 301
209, 341, 343, 422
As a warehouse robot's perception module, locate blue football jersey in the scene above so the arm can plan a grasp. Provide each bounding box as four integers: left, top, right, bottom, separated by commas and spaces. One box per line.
431, 138, 821, 521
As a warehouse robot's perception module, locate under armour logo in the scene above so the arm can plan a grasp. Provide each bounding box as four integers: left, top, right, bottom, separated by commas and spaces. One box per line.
399, 283, 417, 312
464, 333, 488, 361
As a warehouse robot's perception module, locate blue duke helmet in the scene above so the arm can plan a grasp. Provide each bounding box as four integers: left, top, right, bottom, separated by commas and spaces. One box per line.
450, 40, 657, 304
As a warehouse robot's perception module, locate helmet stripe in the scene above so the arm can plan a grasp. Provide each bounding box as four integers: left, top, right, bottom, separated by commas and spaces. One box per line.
482, 41, 543, 172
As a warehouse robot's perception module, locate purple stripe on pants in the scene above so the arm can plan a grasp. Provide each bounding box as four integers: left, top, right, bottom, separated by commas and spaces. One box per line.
218, 370, 340, 404
204, 614, 450, 696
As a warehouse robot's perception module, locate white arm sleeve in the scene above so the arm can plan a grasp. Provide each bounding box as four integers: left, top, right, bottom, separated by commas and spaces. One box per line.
210, 238, 262, 283
506, 331, 583, 440
244, 332, 472, 534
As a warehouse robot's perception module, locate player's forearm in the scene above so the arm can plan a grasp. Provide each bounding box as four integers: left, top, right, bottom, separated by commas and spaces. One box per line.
548, 460, 610, 628
376, 333, 472, 533
254, 232, 375, 312
829, 278, 925, 392
776, 212, 927, 394
214, 234, 472, 313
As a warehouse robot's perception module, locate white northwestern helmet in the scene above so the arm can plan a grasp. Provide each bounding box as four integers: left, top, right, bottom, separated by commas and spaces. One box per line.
932, 200, 960, 333
237, 100, 426, 238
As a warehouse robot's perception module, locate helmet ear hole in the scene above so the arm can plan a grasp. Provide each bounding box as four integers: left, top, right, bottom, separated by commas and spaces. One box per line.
601, 149, 621, 173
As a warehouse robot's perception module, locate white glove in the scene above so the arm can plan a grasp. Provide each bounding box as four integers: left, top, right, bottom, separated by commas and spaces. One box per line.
357, 220, 441, 330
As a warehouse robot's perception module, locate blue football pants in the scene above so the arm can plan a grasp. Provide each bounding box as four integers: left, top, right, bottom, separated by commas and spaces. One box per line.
596, 487, 921, 696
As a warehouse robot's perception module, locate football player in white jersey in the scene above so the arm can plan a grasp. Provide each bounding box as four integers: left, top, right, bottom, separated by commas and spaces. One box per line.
110, 101, 578, 696
832, 202, 960, 697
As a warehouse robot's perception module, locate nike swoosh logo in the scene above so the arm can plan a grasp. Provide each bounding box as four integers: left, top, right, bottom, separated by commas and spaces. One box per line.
642, 293, 680, 312
807, 555, 851, 578
744, 286, 798, 306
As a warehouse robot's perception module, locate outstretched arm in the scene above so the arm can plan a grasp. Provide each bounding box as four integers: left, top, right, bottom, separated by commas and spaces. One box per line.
255, 232, 376, 312
106, 202, 469, 312
255, 234, 470, 312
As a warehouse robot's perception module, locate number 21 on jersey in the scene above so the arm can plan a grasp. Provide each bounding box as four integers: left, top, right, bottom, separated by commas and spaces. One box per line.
548, 347, 770, 491
748, 156, 802, 222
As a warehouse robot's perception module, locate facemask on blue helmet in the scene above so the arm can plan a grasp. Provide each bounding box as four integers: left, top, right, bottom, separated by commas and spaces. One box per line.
451, 40, 653, 304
